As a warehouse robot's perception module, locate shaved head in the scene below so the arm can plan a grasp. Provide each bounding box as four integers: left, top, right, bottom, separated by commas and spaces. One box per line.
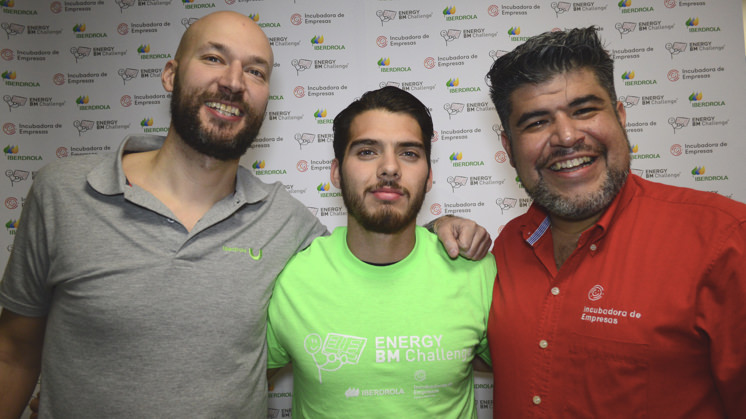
174, 11, 273, 67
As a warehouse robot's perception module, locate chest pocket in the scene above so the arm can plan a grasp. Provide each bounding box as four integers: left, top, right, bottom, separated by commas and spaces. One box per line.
561, 332, 649, 418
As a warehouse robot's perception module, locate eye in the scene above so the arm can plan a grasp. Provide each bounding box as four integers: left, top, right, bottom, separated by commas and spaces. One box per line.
523, 119, 547, 131
203, 55, 221, 63
357, 148, 376, 158
401, 150, 420, 159
573, 105, 603, 118
246, 68, 266, 79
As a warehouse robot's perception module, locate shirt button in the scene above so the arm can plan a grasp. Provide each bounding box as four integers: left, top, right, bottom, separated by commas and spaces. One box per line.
551, 287, 560, 296
539, 340, 548, 349
590, 243, 598, 251
166, 218, 175, 223
533, 395, 542, 405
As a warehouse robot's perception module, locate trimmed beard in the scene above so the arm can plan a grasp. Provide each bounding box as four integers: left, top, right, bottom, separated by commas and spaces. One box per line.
340, 176, 428, 235
526, 143, 629, 220
169, 72, 265, 161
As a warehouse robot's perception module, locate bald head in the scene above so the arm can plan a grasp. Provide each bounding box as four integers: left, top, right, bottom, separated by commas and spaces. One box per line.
174, 11, 273, 68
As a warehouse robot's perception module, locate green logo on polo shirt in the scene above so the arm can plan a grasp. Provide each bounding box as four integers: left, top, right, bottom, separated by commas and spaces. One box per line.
222, 245, 263, 261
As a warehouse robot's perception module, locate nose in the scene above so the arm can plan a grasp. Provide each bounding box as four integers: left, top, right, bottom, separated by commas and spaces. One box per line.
377, 149, 400, 180
218, 60, 245, 96
550, 113, 583, 147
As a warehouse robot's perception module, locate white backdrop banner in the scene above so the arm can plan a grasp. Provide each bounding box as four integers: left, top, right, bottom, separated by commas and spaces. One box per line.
2, 1, 745, 418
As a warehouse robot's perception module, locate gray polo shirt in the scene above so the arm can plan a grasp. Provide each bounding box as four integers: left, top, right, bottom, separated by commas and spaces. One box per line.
0, 135, 327, 418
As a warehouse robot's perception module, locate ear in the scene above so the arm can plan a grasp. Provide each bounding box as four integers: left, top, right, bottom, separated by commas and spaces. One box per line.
161, 59, 177, 93
425, 168, 433, 193
615, 100, 627, 127
501, 130, 516, 168
330, 158, 342, 189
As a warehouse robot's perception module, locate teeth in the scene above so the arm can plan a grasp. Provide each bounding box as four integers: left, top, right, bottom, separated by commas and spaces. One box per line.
550, 156, 592, 171
206, 102, 241, 117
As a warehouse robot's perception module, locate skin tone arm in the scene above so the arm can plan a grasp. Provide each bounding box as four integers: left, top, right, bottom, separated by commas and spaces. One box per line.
0, 310, 46, 419
472, 356, 492, 373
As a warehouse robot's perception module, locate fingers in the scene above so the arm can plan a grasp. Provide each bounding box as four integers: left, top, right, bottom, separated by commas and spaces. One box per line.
432, 215, 493, 260
458, 224, 491, 260
29, 392, 40, 419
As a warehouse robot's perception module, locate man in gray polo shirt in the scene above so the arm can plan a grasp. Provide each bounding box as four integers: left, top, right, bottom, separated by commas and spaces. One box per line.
0, 11, 489, 419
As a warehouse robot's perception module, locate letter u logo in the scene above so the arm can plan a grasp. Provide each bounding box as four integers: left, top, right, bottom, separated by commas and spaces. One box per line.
249, 248, 262, 261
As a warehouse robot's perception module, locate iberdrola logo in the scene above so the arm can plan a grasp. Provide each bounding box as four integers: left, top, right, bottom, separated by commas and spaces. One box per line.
508, 27, 520, 35
311, 35, 324, 45
248, 14, 260, 22
314, 109, 327, 118
630, 144, 660, 160
2, 71, 16, 80
73, 24, 86, 33
0, 0, 17, 7
378, 57, 410, 73
618, 0, 631, 7
443, 6, 456, 15
6, 219, 19, 231
446, 78, 459, 87
691, 165, 728, 182
686, 17, 699, 27
621, 71, 635, 80
317, 182, 330, 191
137, 44, 150, 53
140, 117, 154, 127
76, 95, 89, 105
450, 151, 485, 168
688, 91, 724, 108
253, 160, 287, 176
4, 145, 19, 154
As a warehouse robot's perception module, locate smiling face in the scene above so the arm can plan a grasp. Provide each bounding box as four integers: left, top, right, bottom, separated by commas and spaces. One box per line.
162, 11, 273, 161
503, 67, 630, 222
331, 109, 432, 235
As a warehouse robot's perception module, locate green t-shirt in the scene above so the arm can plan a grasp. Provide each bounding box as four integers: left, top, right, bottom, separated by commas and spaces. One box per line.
267, 226, 496, 418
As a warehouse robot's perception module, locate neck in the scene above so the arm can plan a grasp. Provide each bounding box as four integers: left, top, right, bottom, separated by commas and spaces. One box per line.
345, 219, 417, 265
549, 212, 602, 269
121, 127, 241, 231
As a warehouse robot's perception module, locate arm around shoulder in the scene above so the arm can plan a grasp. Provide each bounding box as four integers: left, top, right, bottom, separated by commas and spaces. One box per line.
0, 309, 46, 419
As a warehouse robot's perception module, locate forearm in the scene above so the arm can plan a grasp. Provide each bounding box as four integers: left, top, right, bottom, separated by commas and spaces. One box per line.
0, 359, 40, 419
0, 311, 45, 419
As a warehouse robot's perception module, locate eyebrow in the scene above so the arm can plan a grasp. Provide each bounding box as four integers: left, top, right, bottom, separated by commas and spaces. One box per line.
514, 94, 606, 127
348, 138, 425, 151
198, 42, 271, 67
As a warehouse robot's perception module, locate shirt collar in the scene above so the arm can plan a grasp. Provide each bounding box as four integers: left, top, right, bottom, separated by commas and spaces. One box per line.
86, 134, 270, 205
520, 173, 640, 246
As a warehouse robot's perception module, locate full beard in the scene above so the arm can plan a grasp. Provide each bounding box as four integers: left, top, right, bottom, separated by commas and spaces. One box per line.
526, 144, 629, 221
340, 178, 427, 235
169, 73, 265, 161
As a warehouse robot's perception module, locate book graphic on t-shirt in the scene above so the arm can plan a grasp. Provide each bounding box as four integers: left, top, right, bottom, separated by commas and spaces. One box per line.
304, 333, 367, 383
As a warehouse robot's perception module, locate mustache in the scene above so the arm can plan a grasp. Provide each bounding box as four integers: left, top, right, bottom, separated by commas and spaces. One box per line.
368, 180, 409, 196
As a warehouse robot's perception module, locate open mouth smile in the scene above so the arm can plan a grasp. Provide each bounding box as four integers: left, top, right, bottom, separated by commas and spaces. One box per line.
205, 101, 243, 117
549, 156, 594, 172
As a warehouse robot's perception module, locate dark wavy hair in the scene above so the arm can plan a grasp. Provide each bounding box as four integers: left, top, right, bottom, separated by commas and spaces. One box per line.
487, 26, 616, 139
333, 86, 433, 169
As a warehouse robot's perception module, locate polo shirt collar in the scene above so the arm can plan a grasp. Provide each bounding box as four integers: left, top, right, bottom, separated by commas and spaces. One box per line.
520, 172, 640, 246
86, 134, 271, 205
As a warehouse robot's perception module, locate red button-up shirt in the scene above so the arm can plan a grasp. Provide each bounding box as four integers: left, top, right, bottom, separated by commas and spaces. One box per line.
488, 174, 746, 418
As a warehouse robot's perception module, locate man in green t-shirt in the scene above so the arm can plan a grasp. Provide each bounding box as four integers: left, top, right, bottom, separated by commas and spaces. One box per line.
267, 86, 496, 418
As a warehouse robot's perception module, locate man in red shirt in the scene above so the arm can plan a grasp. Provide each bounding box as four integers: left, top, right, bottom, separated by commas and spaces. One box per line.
486, 26, 746, 417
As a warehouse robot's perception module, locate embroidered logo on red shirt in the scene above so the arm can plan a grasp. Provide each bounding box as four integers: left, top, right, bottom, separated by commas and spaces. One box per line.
588, 285, 605, 301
